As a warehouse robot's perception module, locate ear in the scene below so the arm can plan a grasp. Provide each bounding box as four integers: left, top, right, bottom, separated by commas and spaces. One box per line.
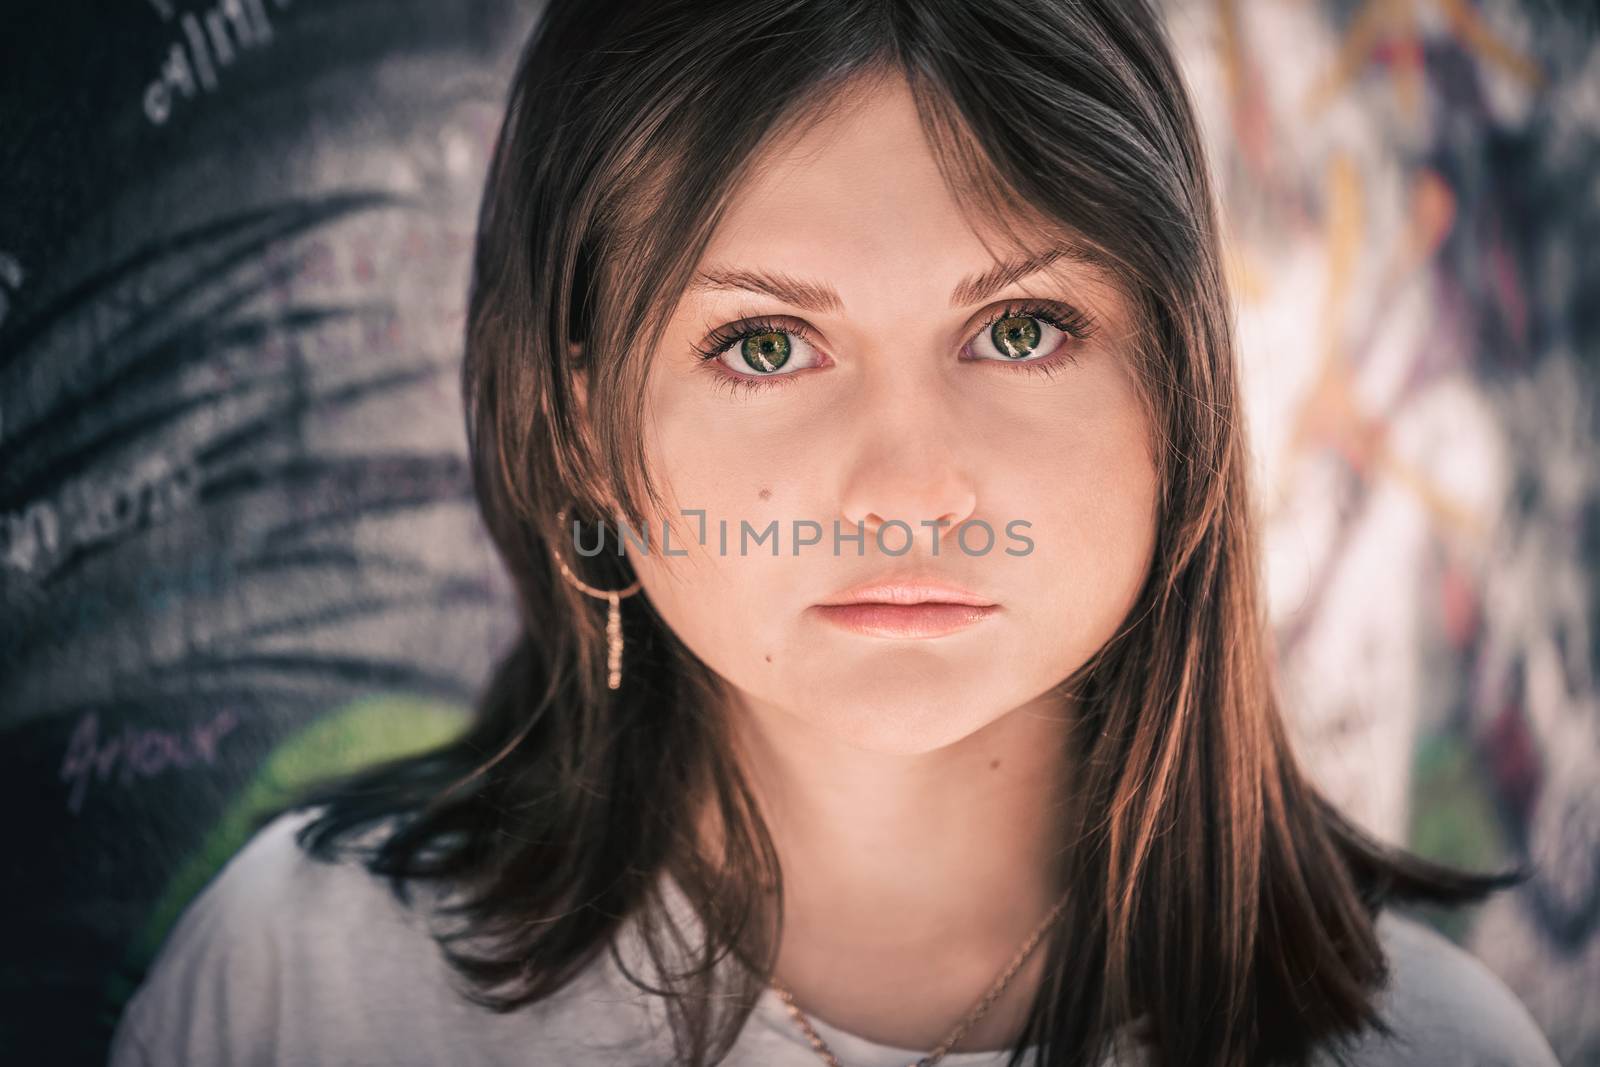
566, 344, 625, 518
569, 340, 596, 438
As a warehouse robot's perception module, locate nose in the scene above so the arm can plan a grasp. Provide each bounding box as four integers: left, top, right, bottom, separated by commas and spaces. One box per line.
837, 401, 979, 549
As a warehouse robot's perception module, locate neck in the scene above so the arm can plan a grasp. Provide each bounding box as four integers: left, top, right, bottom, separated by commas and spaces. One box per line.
710, 687, 1075, 1052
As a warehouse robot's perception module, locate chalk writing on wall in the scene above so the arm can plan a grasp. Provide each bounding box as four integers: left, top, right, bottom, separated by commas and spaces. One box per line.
142, 0, 286, 127
0, 449, 200, 579
59, 708, 240, 815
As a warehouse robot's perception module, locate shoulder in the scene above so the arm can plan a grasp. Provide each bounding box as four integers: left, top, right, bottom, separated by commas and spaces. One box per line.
107, 806, 443, 1066
136, 804, 425, 954
108, 806, 669, 1066
1317, 908, 1562, 1067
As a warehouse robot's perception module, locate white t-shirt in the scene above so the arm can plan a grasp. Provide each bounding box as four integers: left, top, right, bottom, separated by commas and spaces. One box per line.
107, 807, 1562, 1067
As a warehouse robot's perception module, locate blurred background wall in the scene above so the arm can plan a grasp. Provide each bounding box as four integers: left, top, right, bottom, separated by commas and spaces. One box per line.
1, 1, 1594, 1063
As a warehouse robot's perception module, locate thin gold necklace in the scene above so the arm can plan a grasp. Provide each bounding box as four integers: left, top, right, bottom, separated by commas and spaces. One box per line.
766, 892, 1068, 1067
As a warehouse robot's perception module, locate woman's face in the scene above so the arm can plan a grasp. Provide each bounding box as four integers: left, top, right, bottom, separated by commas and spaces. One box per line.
621, 73, 1158, 754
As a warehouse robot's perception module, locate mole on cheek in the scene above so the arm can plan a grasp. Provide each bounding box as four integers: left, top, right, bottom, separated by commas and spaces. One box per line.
989, 759, 1001, 770
764, 654, 773, 663
758, 488, 771, 501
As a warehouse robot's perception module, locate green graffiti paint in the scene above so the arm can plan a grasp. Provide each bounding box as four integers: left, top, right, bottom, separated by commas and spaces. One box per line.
107, 693, 468, 1011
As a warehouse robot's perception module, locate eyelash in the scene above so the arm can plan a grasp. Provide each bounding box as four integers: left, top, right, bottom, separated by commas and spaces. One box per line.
691, 300, 1097, 397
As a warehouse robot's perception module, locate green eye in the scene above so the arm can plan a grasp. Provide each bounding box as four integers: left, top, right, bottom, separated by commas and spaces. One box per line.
741, 331, 791, 373
990, 315, 1042, 359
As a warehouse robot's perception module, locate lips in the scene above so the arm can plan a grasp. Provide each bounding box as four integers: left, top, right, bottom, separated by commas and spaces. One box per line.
811, 578, 999, 638
810, 601, 1000, 638
815, 579, 995, 608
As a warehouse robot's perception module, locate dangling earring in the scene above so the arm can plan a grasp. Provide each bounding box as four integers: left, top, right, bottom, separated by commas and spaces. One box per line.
551, 507, 643, 690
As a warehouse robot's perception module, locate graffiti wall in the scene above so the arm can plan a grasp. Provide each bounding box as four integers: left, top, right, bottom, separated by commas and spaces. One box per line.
0, 1, 529, 1061
0, 1, 1593, 1063
1166, 0, 1600, 1061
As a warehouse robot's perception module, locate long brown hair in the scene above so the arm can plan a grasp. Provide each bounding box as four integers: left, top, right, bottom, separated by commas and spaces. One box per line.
283, 1, 1525, 1064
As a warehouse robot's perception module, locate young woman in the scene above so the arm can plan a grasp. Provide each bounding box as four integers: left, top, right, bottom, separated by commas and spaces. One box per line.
108, 1, 1564, 1065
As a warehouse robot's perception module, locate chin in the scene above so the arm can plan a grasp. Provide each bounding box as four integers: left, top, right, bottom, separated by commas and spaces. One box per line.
792, 683, 1013, 756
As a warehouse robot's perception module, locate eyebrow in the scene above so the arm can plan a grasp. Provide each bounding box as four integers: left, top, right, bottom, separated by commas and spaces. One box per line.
687, 244, 1099, 314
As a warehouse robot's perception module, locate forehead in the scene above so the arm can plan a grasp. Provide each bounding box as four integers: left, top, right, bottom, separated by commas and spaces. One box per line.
696, 73, 1053, 310
716, 74, 951, 235
700, 75, 1024, 300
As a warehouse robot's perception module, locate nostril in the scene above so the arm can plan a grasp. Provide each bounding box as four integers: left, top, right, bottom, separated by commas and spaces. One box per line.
849, 510, 964, 533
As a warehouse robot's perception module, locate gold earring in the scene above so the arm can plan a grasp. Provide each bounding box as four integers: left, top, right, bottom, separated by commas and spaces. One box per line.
552, 508, 642, 690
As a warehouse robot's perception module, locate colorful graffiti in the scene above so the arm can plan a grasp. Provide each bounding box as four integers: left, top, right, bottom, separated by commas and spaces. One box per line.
0, 1, 526, 1062
1167, 0, 1599, 1060
0, 0, 1593, 1063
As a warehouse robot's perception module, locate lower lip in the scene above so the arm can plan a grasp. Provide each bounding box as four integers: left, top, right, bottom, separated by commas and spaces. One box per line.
810, 602, 1000, 639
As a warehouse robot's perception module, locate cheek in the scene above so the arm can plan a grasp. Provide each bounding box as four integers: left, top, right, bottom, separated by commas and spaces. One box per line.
996, 372, 1158, 651
641, 353, 816, 511
1052, 450, 1157, 621
623, 518, 808, 710
629, 383, 810, 683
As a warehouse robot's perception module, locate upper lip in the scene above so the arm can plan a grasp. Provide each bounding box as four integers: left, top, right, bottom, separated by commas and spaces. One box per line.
816, 577, 996, 607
